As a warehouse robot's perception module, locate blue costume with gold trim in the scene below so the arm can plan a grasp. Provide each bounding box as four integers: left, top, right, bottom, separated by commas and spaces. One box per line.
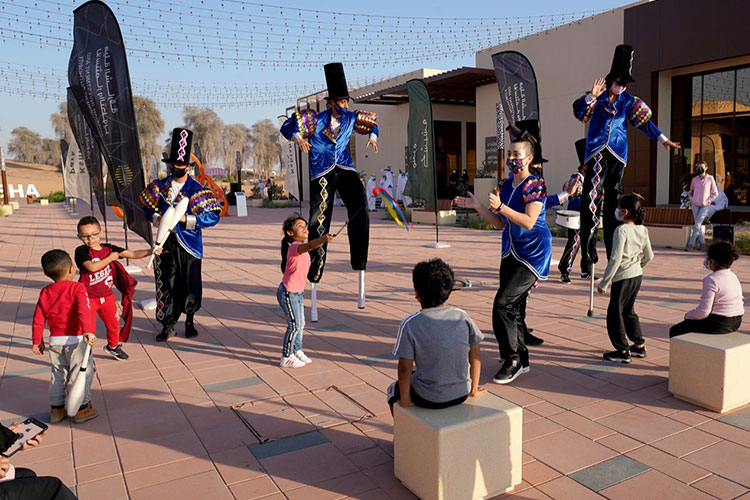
279, 107, 378, 283
280, 108, 378, 179
140, 175, 221, 258
140, 175, 221, 327
573, 91, 664, 164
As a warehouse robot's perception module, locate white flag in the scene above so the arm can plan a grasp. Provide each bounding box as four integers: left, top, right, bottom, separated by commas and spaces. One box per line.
278, 116, 300, 201
63, 140, 91, 202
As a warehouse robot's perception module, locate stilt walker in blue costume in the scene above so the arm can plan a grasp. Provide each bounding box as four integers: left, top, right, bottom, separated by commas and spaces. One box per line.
140, 128, 222, 341
280, 63, 379, 315
573, 45, 680, 279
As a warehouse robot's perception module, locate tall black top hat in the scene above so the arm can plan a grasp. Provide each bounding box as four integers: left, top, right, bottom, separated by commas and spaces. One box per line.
507, 119, 548, 164
575, 139, 587, 166
324, 62, 350, 101
162, 128, 194, 165
607, 44, 635, 84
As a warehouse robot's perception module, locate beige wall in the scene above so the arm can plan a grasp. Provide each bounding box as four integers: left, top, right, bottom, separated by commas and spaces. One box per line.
474, 9, 626, 195
353, 102, 477, 183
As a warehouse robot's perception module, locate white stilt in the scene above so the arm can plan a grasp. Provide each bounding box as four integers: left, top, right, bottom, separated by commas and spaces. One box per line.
587, 263, 596, 317
311, 283, 318, 322
358, 270, 365, 309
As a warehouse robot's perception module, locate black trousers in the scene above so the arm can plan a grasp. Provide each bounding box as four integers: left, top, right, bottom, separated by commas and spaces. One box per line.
308, 167, 369, 283
0, 468, 77, 500
493, 256, 538, 362
558, 229, 582, 276
580, 150, 625, 274
607, 276, 644, 351
154, 233, 202, 326
669, 314, 742, 338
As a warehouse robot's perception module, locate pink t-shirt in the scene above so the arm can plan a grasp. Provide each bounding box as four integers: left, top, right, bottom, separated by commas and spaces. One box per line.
685, 269, 745, 320
690, 175, 718, 207
282, 242, 311, 293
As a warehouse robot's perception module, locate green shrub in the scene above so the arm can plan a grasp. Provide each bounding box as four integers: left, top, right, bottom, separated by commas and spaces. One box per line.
47, 191, 65, 203
735, 231, 750, 255
458, 215, 498, 231
261, 199, 299, 208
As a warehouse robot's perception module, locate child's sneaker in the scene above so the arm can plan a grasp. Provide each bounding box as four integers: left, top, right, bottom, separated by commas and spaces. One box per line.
295, 351, 312, 364
603, 350, 632, 363
104, 344, 129, 361
73, 403, 98, 424
629, 345, 647, 358
50, 406, 66, 423
280, 356, 306, 368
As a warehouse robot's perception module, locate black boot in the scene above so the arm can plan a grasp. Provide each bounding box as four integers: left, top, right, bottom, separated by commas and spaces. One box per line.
185, 314, 198, 338
156, 324, 176, 342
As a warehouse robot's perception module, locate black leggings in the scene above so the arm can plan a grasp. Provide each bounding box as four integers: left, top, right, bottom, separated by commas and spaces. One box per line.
669, 314, 742, 338
307, 167, 370, 283
0, 468, 77, 500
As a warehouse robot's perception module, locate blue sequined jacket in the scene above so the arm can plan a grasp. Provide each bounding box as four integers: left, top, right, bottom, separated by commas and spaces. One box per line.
140, 175, 221, 258
280, 108, 378, 179
573, 91, 665, 165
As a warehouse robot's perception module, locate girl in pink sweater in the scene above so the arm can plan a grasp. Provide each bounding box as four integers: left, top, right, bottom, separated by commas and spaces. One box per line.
670, 241, 744, 337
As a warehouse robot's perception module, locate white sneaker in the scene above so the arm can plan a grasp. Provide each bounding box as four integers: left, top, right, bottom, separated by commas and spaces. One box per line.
295, 350, 312, 364
280, 355, 306, 368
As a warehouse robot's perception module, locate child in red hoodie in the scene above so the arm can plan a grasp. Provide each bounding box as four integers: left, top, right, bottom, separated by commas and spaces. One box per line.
32, 249, 97, 424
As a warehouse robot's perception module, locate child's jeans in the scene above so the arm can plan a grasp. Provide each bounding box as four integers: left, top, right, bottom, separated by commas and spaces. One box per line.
607, 276, 644, 351
48, 341, 94, 407
276, 283, 304, 358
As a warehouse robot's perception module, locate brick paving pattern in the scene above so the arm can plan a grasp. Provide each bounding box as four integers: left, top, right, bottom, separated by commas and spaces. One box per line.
1, 203, 748, 499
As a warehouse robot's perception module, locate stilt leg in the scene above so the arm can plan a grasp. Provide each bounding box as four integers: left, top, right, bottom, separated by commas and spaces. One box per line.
311, 283, 318, 323
587, 263, 595, 317
358, 270, 365, 309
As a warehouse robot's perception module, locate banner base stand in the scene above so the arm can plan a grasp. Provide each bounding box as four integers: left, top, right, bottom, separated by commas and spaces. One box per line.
424, 242, 450, 249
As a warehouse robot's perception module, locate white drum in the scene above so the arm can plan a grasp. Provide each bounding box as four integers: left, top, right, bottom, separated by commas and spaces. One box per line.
555, 209, 580, 230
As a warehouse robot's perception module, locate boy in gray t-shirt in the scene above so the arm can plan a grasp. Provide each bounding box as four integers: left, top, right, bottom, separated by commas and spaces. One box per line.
387, 258, 485, 414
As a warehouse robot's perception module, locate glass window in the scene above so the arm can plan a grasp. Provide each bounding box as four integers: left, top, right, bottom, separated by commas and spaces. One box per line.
671, 65, 750, 206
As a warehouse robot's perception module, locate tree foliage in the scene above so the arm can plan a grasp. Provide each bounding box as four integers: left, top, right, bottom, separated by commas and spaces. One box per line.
249, 119, 281, 180
183, 106, 223, 168
222, 123, 251, 177
133, 96, 164, 175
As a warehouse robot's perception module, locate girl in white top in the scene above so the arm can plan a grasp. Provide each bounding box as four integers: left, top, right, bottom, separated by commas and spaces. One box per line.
597, 193, 654, 363
670, 241, 744, 337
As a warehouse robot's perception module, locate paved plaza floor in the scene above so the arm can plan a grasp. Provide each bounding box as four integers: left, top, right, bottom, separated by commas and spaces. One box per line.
1, 203, 749, 500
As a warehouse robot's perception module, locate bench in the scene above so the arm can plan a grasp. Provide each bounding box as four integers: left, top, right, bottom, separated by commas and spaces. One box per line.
393, 394, 522, 500
645, 207, 699, 248
669, 332, 750, 413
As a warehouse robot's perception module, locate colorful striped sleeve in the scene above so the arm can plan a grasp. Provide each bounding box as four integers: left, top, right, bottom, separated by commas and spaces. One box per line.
523, 177, 547, 204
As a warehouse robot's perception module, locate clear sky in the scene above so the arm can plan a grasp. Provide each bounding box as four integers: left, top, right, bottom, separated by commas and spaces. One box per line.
0, 0, 634, 155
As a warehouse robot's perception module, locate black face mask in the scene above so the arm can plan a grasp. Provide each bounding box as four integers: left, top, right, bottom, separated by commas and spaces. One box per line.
171, 165, 188, 177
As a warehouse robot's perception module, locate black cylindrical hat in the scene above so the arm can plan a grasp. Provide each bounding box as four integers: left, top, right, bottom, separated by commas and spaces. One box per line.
162, 128, 194, 165
606, 44, 635, 84
324, 62, 350, 100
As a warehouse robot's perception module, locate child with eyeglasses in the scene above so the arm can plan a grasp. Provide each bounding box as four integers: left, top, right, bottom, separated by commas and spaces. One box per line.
75, 216, 154, 361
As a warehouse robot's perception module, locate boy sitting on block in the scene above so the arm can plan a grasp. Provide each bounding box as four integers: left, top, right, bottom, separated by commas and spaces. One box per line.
388, 258, 485, 414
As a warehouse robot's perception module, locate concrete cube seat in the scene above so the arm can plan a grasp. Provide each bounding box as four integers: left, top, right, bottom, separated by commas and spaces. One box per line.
394, 394, 522, 500
669, 332, 750, 413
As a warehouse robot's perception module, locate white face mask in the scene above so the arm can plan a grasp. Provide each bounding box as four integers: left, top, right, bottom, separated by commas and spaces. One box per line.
614, 208, 624, 222
610, 83, 626, 95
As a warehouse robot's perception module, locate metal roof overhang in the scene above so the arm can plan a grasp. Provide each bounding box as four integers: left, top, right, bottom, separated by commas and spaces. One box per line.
352, 67, 496, 106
